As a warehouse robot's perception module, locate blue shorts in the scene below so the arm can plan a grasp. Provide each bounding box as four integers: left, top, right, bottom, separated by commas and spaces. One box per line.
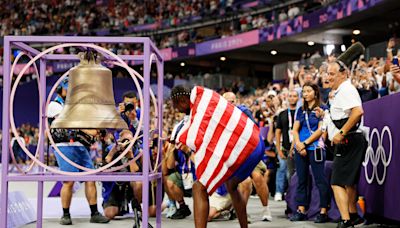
231, 136, 264, 181
52, 143, 94, 172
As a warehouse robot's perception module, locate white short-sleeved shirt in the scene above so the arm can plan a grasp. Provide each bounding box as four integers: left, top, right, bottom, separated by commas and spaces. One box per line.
11, 136, 26, 148
47, 101, 63, 118
170, 115, 189, 142
330, 80, 362, 120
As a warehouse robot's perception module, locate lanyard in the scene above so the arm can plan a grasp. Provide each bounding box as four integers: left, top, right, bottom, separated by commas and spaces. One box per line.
181, 154, 192, 175
288, 108, 298, 129
304, 110, 317, 148
54, 95, 65, 106
305, 110, 324, 162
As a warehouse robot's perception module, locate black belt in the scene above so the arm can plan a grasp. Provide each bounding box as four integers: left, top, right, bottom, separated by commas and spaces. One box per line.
332, 118, 360, 133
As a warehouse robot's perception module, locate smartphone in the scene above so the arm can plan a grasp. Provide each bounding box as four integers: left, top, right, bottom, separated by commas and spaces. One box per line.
393, 56, 399, 66
314, 148, 323, 162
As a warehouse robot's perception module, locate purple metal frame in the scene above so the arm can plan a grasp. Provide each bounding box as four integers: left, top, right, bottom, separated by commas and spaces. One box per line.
1, 36, 164, 228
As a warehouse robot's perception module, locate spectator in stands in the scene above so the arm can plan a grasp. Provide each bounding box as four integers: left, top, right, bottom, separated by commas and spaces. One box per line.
353, 67, 378, 102
389, 64, 400, 93
278, 9, 288, 22
288, 4, 300, 19
375, 64, 389, 97
318, 63, 332, 104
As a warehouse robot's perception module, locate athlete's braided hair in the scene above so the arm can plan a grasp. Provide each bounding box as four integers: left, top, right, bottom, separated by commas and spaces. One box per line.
170, 85, 191, 101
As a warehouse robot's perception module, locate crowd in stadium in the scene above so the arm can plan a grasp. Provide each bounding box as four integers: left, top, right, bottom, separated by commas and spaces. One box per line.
0, 0, 334, 65
0, 0, 331, 37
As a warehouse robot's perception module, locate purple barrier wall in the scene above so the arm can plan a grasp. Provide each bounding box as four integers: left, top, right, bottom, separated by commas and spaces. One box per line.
358, 93, 400, 222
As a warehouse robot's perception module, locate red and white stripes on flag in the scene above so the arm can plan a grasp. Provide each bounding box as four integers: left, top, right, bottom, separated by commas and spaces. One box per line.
176, 86, 260, 194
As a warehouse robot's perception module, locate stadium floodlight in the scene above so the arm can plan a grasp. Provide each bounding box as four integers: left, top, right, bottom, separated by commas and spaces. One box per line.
353, 29, 361, 35
325, 44, 335, 55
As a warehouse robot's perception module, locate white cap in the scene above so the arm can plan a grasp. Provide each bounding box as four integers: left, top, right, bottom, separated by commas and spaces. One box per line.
267, 90, 277, 97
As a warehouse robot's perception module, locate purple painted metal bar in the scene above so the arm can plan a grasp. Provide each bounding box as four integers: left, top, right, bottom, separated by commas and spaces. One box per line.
142, 39, 151, 228
149, 41, 163, 62
13, 42, 41, 56
1, 36, 11, 228
1, 36, 163, 228
45, 54, 146, 61
36, 59, 47, 228
7, 36, 150, 44
156, 58, 164, 228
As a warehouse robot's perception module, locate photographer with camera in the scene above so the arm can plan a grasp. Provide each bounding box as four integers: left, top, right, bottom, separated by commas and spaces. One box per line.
119, 91, 140, 130
102, 130, 139, 219
102, 91, 158, 227
101, 129, 157, 228
163, 115, 194, 220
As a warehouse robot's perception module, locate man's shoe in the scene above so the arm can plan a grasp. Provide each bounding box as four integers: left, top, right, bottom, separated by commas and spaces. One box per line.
166, 204, 177, 218
274, 192, 283, 201
337, 220, 354, 228
314, 213, 329, 223
262, 206, 272, 221
229, 209, 237, 220
171, 205, 191, 219
213, 210, 231, 221
290, 210, 307, 221
90, 212, 110, 223
350, 214, 365, 227
60, 214, 72, 225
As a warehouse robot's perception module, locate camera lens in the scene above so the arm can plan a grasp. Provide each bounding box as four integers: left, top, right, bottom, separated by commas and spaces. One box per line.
125, 103, 135, 112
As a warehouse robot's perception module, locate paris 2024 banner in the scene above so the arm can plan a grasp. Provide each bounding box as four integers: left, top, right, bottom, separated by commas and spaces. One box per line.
359, 92, 400, 222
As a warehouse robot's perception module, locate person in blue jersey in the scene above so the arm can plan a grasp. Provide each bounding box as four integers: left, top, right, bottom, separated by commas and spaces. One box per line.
102, 129, 158, 228
47, 78, 109, 225
290, 82, 331, 223
163, 116, 193, 220
102, 130, 138, 219
223, 92, 272, 222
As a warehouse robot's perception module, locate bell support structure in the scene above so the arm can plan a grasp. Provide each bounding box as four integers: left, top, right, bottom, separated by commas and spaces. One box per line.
1, 36, 164, 228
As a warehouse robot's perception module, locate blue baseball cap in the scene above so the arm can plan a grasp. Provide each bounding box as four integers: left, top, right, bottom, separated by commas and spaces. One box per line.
60, 77, 69, 90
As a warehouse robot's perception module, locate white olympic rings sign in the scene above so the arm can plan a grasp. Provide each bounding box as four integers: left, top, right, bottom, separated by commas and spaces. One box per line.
362, 126, 392, 185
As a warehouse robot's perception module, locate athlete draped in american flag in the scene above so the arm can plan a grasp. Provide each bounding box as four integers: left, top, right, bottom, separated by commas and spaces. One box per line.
170, 85, 265, 228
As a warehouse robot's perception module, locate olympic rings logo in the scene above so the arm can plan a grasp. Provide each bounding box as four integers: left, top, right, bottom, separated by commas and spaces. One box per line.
362, 126, 392, 185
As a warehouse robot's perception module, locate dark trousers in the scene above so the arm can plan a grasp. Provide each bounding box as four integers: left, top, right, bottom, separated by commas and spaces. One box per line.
294, 149, 330, 209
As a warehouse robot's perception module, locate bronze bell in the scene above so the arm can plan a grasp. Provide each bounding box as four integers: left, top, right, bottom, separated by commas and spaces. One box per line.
51, 51, 128, 129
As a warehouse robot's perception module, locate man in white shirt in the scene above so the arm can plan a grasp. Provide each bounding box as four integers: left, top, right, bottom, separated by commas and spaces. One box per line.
48, 78, 109, 225
321, 43, 367, 228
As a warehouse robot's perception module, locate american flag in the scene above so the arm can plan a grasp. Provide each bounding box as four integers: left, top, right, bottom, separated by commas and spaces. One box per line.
176, 86, 260, 194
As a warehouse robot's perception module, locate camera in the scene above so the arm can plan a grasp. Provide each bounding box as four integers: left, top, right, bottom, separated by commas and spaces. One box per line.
124, 102, 135, 112
119, 138, 130, 150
